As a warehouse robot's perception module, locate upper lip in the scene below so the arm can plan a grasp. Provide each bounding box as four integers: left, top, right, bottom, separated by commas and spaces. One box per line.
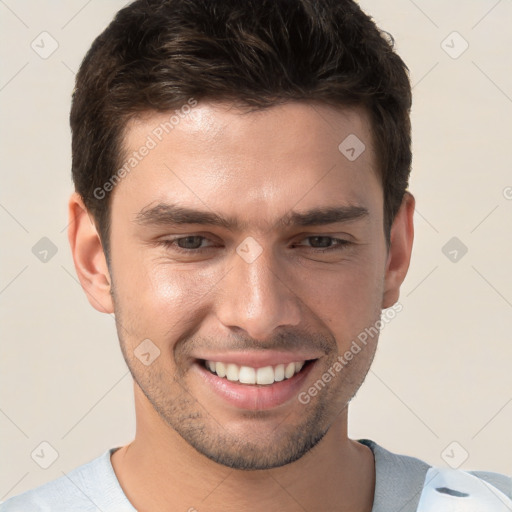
193, 350, 323, 368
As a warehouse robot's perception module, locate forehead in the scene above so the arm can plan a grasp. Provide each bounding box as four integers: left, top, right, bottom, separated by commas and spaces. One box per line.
112, 101, 382, 230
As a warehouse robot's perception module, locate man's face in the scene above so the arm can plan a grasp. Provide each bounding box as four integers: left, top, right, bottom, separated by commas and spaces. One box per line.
107, 101, 389, 469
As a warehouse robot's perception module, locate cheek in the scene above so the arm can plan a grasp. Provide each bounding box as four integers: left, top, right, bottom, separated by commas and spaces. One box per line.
147, 266, 195, 306
299, 253, 385, 339
114, 257, 218, 333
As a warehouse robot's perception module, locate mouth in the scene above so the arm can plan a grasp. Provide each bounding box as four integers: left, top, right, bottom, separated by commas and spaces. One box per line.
192, 356, 320, 411
200, 359, 315, 385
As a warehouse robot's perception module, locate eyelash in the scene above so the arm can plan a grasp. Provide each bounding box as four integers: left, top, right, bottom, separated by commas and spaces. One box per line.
158, 235, 351, 254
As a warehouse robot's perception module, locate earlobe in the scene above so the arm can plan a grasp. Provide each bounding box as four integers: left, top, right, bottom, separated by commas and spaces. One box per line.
381, 191, 415, 309
67, 192, 114, 314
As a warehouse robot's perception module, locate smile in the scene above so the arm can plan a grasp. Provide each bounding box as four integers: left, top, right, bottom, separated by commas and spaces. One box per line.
192, 351, 322, 410
203, 360, 309, 385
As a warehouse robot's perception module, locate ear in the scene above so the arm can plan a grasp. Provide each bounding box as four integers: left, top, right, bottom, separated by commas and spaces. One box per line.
381, 191, 415, 309
67, 192, 114, 314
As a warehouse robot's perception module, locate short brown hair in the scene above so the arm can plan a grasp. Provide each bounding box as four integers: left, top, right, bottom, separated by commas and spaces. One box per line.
71, 0, 412, 261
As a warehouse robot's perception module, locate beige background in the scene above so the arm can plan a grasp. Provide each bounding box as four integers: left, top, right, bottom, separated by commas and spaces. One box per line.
1, 0, 511, 500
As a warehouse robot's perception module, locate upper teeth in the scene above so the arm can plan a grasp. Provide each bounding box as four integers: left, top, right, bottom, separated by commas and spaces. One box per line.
205, 360, 305, 385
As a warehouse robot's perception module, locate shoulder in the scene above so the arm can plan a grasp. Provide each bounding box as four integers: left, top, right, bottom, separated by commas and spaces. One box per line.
468, 469, 512, 498
358, 438, 512, 512
358, 438, 431, 511
0, 448, 134, 512
418, 467, 512, 510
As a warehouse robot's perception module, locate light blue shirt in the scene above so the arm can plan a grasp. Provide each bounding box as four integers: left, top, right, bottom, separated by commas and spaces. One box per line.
1, 439, 511, 511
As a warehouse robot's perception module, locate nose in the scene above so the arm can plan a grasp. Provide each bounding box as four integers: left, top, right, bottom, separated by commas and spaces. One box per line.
214, 240, 302, 340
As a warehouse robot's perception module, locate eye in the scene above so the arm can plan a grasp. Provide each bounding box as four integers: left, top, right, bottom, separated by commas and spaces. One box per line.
295, 236, 351, 252
175, 236, 206, 250
159, 235, 215, 252
157, 234, 351, 256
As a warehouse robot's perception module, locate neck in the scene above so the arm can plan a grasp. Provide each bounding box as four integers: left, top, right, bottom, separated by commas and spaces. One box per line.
111, 384, 375, 512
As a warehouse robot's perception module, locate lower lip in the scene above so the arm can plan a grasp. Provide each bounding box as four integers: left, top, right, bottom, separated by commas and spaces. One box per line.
194, 360, 317, 411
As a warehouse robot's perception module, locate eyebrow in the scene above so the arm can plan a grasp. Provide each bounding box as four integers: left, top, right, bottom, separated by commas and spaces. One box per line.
134, 202, 369, 231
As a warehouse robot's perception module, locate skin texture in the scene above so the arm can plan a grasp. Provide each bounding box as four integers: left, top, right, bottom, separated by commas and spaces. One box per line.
68, 101, 415, 511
